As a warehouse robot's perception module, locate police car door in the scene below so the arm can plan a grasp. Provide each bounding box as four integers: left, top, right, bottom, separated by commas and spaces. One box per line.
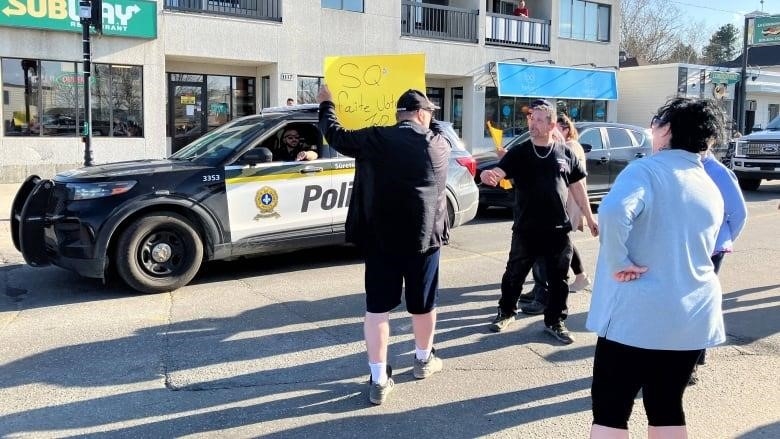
223, 122, 336, 245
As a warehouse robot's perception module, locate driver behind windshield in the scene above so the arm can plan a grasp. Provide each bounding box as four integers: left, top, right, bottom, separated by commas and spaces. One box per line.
274, 128, 318, 161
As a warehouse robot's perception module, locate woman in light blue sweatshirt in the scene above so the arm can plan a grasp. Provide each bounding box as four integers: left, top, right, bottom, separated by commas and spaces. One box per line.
587, 98, 727, 439
701, 151, 748, 273
689, 150, 748, 382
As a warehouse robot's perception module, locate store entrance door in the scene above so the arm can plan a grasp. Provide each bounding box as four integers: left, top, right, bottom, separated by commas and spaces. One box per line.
169, 80, 207, 153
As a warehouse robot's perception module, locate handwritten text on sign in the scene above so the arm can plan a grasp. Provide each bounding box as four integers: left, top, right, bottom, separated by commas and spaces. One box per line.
324, 54, 426, 129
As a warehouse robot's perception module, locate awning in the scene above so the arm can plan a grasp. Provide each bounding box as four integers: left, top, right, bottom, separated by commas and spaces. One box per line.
496, 62, 618, 100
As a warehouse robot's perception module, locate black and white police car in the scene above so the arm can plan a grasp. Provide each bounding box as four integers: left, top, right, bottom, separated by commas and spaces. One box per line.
11, 104, 479, 293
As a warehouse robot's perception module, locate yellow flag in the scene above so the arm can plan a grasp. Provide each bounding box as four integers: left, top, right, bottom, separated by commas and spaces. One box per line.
486, 120, 503, 151
324, 54, 426, 129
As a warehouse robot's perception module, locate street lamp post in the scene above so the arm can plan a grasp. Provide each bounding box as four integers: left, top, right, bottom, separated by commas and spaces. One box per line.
78, 0, 101, 166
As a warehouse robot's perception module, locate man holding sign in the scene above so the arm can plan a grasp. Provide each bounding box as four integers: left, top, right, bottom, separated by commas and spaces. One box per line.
318, 85, 449, 405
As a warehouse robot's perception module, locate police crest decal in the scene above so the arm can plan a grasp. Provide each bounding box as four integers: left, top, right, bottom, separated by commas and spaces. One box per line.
254, 186, 280, 220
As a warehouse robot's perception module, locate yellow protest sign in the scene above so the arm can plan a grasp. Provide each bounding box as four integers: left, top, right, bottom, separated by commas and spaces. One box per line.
324, 53, 426, 129
486, 120, 504, 151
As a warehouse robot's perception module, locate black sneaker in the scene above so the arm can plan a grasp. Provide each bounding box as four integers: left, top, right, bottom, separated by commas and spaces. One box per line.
489, 309, 515, 332
368, 365, 394, 405
520, 300, 545, 315
544, 323, 575, 344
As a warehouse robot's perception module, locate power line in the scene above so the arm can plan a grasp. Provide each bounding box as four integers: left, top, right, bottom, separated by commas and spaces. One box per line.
667, 0, 745, 15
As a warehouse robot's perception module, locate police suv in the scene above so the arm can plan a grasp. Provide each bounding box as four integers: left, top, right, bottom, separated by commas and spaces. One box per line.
11, 105, 479, 293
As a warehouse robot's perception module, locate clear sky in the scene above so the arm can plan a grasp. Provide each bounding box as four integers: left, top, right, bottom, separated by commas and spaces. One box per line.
672, 0, 776, 29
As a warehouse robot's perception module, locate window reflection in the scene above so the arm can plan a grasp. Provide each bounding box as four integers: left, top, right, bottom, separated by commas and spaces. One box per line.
1, 57, 144, 137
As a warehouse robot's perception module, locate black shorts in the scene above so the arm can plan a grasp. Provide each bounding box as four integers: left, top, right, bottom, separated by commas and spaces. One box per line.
591, 337, 702, 429
364, 247, 440, 314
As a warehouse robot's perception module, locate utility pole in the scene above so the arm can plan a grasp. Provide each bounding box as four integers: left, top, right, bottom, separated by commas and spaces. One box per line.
738, 15, 749, 135
79, 0, 102, 166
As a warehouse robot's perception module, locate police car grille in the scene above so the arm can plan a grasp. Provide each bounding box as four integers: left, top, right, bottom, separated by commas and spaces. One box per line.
745, 142, 780, 158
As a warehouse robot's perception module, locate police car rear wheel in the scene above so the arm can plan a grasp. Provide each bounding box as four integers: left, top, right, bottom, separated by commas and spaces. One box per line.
116, 213, 203, 293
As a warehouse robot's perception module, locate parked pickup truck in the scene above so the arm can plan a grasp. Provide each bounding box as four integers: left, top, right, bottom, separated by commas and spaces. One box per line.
731, 117, 780, 190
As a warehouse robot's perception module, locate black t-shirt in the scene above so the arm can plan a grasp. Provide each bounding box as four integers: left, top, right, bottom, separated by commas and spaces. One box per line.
272, 143, 317, 162
497, 140, 586, 232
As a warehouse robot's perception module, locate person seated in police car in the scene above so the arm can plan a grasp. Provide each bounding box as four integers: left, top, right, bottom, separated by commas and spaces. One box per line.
273, 128, 318, 161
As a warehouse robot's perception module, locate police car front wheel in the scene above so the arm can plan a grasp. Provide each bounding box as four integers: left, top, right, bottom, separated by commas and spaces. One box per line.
116, 212, 204, 293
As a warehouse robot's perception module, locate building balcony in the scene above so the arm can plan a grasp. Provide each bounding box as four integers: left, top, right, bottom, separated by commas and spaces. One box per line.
401, 1, 479, 44
485, 13, 550, 51
163, 0, 281, 21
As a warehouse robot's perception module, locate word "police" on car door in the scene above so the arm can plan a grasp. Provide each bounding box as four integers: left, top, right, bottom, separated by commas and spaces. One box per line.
301, 182, 354, 212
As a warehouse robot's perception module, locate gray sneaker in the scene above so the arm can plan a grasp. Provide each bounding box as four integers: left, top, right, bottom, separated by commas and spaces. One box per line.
369, 365, 394, 405
489, 309, 515, 332
413, 349, 443, 379
544, 323, 575, 344
520, 300, 546, 315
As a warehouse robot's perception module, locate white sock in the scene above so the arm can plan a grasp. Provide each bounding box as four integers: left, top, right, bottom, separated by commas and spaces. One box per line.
415, 347, 431, 362
369, 362, 387, 385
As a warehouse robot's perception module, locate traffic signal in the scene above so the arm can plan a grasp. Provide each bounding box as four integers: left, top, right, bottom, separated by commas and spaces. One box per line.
91, 0, 103, 34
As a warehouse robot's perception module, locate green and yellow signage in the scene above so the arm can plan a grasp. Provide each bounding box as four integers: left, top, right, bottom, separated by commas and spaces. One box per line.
0, 0, 157, 39
752, 15, 780, 46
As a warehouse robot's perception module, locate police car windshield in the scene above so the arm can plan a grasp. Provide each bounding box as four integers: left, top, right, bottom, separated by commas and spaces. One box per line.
170, 117, 271, 164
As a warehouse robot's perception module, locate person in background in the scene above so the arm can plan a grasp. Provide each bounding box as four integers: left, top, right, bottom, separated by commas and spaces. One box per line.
688, 146, 748, 384
587, 97, 727, 439
273, 128, 318, 161
481, 99, 598, 344
557, 114, 592, 292
317, 86, 449, 405
513, 0, 529, 17
286, 98, 295, 106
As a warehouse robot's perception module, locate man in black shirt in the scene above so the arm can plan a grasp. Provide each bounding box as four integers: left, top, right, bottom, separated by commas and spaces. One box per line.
480, 99, 598, 344
273, 128, 318, 162
318, 86, 449, 405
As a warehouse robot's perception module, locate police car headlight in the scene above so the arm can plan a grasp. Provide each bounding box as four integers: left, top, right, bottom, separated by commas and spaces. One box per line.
66, 181, 137, 200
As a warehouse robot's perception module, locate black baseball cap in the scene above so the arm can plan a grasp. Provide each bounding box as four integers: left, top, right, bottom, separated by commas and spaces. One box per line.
396, 89, 440, 112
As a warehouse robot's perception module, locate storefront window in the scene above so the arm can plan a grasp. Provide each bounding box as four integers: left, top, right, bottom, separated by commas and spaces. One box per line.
2, 57, 144, 137
207, 76, 231, 131
233, 77, 256, 117
426, 87, 444, 121
484, 88, 608, 131
297, 76, 323, 104
451, 87, 463, 136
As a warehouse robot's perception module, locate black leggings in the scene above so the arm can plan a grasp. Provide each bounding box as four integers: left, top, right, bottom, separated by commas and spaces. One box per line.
591, 337, 702, 429
570, 245, 584, 275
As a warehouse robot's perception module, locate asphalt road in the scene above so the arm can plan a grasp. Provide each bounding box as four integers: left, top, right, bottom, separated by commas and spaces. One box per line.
0, 182, 778, 438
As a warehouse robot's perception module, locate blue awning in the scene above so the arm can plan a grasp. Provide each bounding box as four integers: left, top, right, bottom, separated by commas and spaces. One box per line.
496, 62, 618, 100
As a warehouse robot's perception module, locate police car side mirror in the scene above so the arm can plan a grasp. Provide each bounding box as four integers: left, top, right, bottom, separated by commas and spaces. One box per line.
240, 147, 273, 165
582, 143, 593, 153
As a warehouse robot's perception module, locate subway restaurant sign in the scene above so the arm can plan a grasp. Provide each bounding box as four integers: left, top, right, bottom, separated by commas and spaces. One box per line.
0, 0, 157, 39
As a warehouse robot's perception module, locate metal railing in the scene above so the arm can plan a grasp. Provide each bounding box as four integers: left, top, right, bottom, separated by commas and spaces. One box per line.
401, 1, 479, 43
164, 0, 281, 21
485, 13, 550, 50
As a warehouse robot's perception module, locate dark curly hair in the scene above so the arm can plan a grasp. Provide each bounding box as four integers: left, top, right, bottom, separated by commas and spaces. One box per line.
652, 98, 726, 153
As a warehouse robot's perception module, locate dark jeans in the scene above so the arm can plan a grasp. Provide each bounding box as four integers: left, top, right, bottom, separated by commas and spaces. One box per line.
499, 229, 573, 326
698, 251, 727, 365
531, 259, 548, 304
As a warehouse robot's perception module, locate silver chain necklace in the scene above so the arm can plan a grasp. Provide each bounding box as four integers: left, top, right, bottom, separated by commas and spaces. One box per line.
531, 143, 554, 159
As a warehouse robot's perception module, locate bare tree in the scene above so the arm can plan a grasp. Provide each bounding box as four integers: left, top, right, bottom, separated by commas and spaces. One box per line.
620, 0, 707, 64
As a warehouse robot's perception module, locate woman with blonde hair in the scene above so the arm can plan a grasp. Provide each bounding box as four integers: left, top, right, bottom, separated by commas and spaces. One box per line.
557, 114, 592, 292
